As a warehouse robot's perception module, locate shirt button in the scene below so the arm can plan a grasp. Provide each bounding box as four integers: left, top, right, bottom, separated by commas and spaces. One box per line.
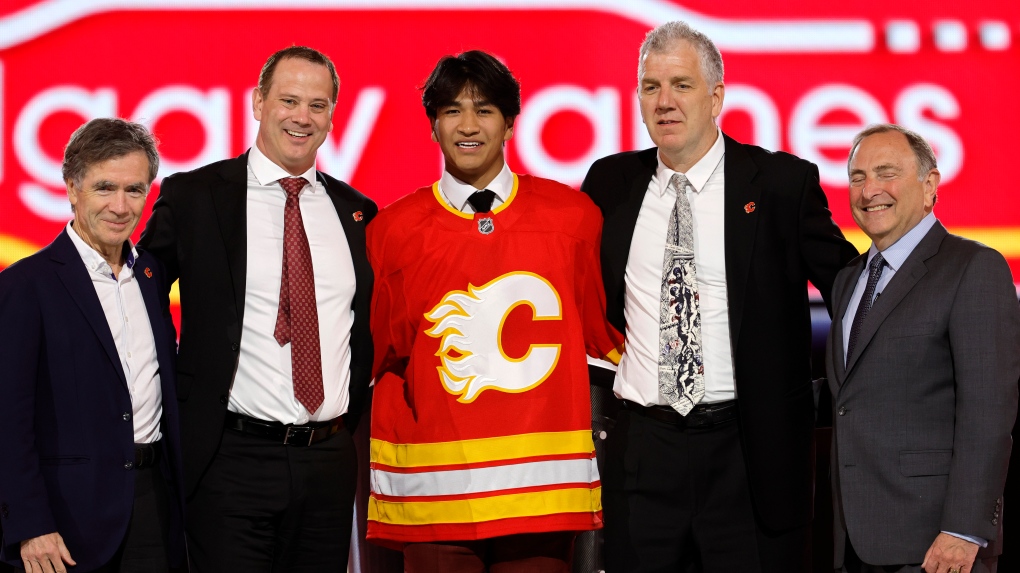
838, 407, 847, 416
127, 352, 132, 358
124, 461, 134, 470
123, 412, 131, 421
231, 343, 240, 352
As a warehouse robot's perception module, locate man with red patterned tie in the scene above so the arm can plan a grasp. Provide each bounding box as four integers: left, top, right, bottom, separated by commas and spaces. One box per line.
139, 46, 377, 572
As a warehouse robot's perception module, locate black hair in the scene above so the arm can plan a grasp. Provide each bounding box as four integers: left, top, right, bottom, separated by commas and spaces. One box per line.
421, 50, 521, 122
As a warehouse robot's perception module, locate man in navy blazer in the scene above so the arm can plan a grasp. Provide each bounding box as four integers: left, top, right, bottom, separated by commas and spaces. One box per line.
0, 119, 184, 572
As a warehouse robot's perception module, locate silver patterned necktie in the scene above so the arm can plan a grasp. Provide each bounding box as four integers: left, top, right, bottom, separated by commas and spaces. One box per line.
658, 173, 704, 415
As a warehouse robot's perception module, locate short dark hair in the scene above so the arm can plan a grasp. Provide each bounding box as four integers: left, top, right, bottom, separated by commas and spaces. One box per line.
421, 50, 521, 123
62, 118, 159, 187
258, 45, 340, 103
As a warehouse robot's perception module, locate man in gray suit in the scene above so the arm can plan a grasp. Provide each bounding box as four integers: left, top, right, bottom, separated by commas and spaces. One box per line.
827, 123, 1020, 573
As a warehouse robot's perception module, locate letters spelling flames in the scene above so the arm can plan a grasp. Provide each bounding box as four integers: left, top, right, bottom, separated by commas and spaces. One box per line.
424, 272, 564, 403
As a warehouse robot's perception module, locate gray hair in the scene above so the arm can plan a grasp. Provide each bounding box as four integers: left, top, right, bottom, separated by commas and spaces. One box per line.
62, 118, 159, 188
638, 21, 724, 86
849, 124, 937, 180
849, 123, 939, 204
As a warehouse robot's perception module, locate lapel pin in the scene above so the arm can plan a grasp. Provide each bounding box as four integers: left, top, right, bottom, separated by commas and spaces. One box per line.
144, 267, 152, 278
744, 201, 756, 214
353, 211, 364, 222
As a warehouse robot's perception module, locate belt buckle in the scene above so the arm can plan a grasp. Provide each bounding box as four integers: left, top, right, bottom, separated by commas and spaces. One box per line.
284, 425, 314, 446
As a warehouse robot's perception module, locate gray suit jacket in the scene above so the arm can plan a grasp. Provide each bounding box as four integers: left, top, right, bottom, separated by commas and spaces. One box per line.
826, 221, 1019, 567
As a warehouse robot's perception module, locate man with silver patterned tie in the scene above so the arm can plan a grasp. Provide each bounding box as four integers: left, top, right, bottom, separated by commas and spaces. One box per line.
581, 20, 857, 572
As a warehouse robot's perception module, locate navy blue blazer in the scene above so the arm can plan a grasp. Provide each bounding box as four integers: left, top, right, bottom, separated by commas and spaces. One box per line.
0, 229, 185, 571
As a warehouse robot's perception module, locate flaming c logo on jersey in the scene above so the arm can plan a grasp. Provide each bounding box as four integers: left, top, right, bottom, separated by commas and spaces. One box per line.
424, 272, 563, 403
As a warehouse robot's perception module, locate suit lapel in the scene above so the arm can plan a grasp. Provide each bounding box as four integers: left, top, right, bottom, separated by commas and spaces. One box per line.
50, 230, 127, 387
319, 172, 365, 276
843, 223, 947, 376
831, 256, 866, 387
722, 135, 761, 345
211, 153, 250, 330
601, 150, 656, 329
612, 150, 655, 269
134, 253, 171, 376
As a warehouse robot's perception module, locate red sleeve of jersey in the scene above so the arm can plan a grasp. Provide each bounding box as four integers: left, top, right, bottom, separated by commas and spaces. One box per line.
578, 207, 625, 364
368, 212, 411, 379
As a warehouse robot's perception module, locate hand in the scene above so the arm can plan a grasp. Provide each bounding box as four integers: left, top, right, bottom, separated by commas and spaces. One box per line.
921, 532, 979, 573
20, 532, 76, 573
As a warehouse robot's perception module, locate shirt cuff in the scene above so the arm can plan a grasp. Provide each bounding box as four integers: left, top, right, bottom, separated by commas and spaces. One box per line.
942, 531, 987, 548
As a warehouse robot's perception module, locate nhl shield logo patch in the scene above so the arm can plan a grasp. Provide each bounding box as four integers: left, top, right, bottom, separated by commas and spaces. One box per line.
477, 217, 495, 235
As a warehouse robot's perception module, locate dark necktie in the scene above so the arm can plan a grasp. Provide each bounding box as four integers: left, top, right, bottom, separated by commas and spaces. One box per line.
467, 189, 496, 214
274, 177, 324, 413
658, 173, 704, 415
846, 253, 885, 363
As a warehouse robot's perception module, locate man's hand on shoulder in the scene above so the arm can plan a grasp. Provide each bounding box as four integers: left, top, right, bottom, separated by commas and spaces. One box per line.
922, 532, 979, 573
20, 532, 75, 573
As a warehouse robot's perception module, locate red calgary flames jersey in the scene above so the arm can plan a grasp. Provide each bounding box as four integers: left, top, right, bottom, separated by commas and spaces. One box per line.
366, 174, 624, 545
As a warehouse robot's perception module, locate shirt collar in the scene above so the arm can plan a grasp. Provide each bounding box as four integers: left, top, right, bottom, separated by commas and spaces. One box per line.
867, 211, 938, 272
66, 221, 137, 277
248, 144, 319, 192
439, 162, 513, 211
655, 128, 725, 197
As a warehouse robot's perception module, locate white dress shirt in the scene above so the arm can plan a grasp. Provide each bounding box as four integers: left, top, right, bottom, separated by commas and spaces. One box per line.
615, 129, 736, 405
839, 212, 984, 548
438, 162, 513, 212
230, 145, 357, 424
67, 222, 162, 443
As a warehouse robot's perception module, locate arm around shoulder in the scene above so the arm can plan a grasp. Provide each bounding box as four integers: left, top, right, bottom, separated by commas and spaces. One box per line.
797, 161, 859, 314
138, 175, 182, 285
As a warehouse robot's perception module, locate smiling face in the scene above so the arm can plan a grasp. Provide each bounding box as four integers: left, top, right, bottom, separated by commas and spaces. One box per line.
67, 150, 151, 270
432, 85, 513, 189
638, 40, 724, 173
252, 57, 334, 175
848, 130, 939, 251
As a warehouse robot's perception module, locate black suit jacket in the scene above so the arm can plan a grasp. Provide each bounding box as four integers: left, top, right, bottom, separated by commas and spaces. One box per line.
581, 135, 858, 532
139, 152, 377, 496
0, 230, 185, 570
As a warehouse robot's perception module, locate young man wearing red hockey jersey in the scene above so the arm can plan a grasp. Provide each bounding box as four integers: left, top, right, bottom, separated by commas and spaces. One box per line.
366, 50, 624, 572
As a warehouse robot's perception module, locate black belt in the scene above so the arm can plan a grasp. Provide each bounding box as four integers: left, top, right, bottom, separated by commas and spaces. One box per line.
224, 411, 344, 446
623, 399, 738, 428
134, 441, 161, 469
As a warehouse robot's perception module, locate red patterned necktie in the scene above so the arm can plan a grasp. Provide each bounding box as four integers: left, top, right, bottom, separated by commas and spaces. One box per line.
274, 177, 324, 414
